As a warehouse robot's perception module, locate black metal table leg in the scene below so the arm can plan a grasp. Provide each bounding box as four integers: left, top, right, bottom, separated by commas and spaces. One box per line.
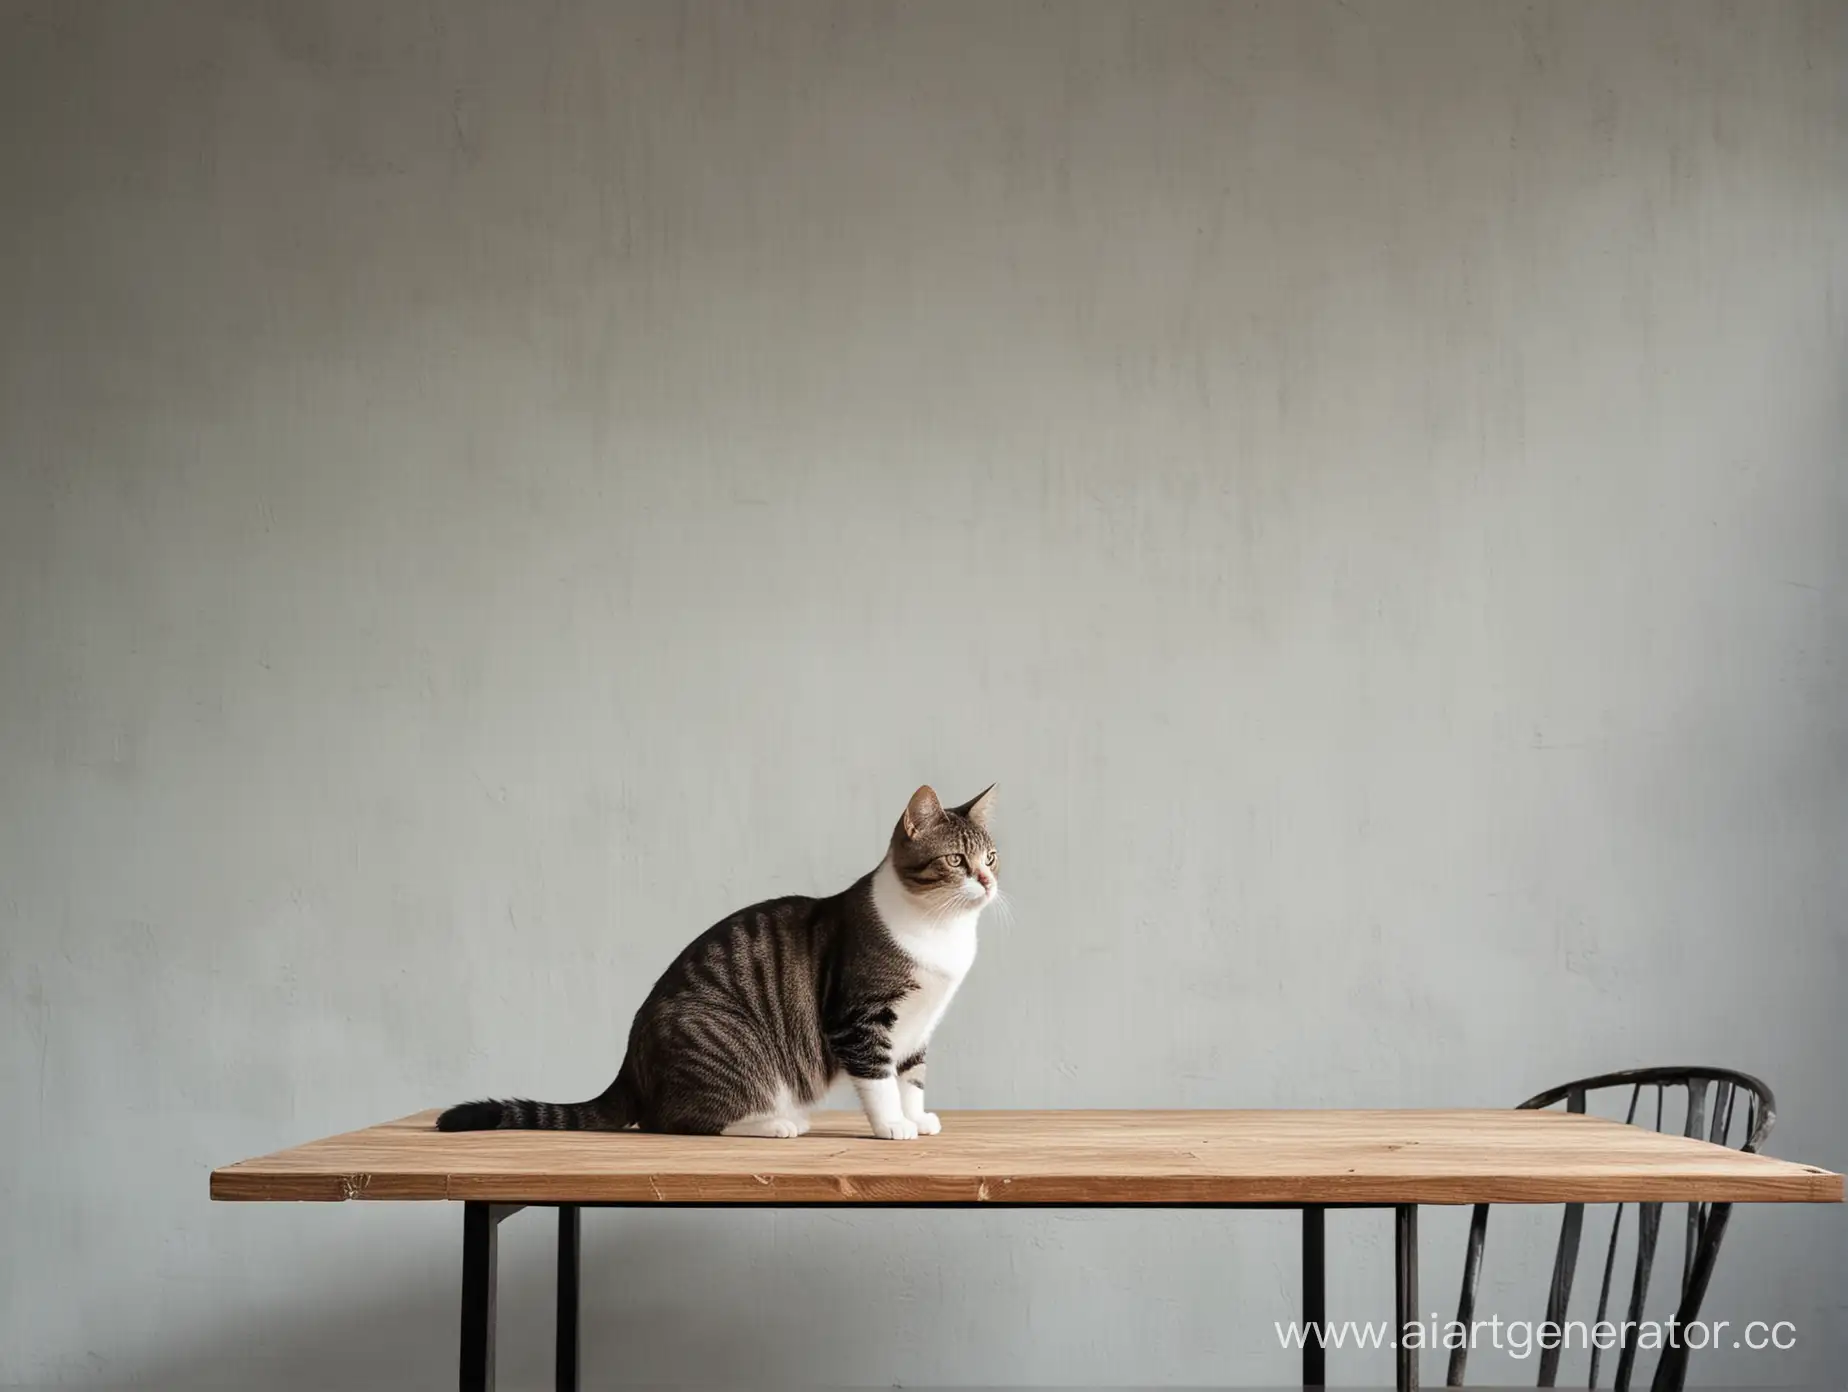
1395, 1204, 1419, 1392
460, 1204, 524, 1392
460, 1202, 500, 1392
557, 1204, 581, 1392
1302, 1206, 1326, 1386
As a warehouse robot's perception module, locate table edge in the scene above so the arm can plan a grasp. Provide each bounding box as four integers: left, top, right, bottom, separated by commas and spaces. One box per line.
210, 1168, 1845, 1206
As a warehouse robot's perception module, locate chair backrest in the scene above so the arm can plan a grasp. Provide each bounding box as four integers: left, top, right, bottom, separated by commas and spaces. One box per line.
1446, 1066, 1776, 1392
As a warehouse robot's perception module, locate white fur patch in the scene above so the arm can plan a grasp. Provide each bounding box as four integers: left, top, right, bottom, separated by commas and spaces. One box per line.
853, 1075, 916, 1140
869, 855, 982, 1080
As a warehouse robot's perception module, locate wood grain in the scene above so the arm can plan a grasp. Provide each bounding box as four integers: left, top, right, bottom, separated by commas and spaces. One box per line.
210, 1109, 1842, 1206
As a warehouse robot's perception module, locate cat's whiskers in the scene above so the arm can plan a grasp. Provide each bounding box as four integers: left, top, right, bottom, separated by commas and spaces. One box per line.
989, 887, 1016, 930
924, 893, 972, 931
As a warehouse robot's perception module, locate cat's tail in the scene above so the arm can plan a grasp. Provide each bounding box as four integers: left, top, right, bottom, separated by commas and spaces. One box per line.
436, 1067, 637, 1132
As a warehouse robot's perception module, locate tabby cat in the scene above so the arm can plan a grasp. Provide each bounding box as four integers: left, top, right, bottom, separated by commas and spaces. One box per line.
438, 783, 997, 1139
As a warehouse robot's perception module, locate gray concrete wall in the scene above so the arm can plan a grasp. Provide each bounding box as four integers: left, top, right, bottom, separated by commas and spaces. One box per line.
2, 2, 1844, 1386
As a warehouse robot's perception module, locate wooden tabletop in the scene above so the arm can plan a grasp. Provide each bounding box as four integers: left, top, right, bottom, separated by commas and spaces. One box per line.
211, 1109, 1841, 1206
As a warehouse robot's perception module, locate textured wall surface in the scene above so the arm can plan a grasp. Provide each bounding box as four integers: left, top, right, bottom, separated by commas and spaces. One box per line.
2, 2, 1845, 1386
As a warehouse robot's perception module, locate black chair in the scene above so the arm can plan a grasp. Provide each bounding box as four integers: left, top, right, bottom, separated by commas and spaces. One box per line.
1447, 1066, 1776, 1392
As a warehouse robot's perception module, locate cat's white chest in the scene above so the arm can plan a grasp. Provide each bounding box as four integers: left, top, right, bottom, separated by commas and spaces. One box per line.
871, 862, 980, 1064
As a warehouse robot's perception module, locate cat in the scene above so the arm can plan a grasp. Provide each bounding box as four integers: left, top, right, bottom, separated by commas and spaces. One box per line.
438, 783, 997, 1140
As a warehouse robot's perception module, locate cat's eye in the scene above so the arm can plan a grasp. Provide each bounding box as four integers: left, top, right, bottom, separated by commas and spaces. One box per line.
984, 850, 997, 866
945, 853, 964, 868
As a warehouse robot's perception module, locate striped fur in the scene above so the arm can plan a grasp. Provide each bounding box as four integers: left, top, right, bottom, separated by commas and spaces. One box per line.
437, 784, 997, 1139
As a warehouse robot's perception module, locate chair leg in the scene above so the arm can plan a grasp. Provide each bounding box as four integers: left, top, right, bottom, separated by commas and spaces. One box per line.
1651, 1202, 1732, 1392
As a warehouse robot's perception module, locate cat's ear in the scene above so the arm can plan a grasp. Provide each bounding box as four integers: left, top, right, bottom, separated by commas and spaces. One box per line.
901, 785, 944, 839
951, 783, 996, 830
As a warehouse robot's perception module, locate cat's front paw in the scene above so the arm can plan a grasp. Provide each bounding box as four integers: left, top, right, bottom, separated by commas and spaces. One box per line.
912, 1111, 942, 1136
872, 1117, 920, 1141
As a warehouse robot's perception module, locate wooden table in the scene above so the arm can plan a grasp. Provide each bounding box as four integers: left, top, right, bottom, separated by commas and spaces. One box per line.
213, 1109, 1841, 1391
